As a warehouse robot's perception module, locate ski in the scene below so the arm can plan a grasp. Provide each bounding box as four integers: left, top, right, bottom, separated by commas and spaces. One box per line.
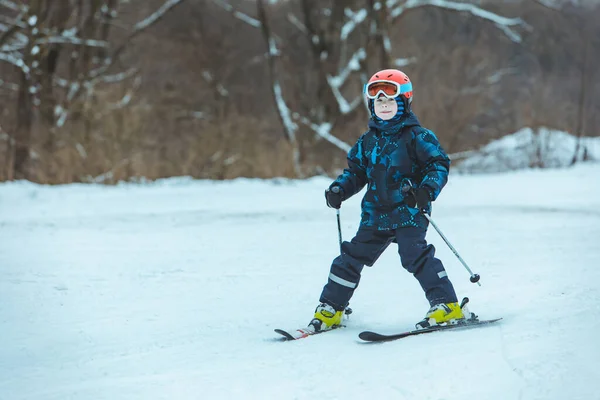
274, 325, 344, 341
358, 318, 502, 342
276, 307, 353, 340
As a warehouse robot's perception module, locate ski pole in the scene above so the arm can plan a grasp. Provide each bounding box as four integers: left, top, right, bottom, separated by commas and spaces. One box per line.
331, 186, 343, 253
422, 213, 481, 286
402, 181, 481, 286
336, 208, 343, 253
331, 189, 351, 315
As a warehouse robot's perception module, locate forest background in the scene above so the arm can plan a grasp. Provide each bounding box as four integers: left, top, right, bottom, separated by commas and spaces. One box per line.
0, 0, 598, 183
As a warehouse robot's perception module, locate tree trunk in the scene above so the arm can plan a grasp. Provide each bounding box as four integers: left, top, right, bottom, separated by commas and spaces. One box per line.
6, 139, 15, 181
570, 18, 589, 166
2, 127, 16, 181
257, 0, 302, 177
368, 0, 392, 67
14, 71, 33, 180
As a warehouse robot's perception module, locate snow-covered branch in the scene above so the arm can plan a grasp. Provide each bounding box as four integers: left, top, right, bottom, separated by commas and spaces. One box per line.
107, 75, 142, 111
35, 36, 108, 47
99, 68, 139, 84
293, 113, 352, 153
134, 0, 186, 31
0, 0, 20, 12
0, 15, 26, 29
88, 158, 132, 184
3, 36, 109, 52
0, 78, 18, 91
394, 57, 417, 67
268, 36, 280, 57
460, 67, 517, 95
486, 67, 518, 85
88, 0, 187, 83
390, 0, 528, 43
286, 13, 307, 34
340, 8, 368, 40
43, 0, 175, 129
0, 11, 26, 49
273, 81, 297, 142
532, 0, 563, 11
0, 51, 29, 75
212, 0, 261, 28
52, 67, 138, 128
327, 48, 365, 114
327, 48, 367, 114
328, 48, 366, 88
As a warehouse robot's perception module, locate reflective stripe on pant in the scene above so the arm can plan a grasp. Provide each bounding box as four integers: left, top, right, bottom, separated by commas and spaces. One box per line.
319, 225, 458, 311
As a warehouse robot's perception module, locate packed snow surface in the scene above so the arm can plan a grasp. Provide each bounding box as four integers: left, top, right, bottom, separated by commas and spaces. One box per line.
1, 163, 599, 400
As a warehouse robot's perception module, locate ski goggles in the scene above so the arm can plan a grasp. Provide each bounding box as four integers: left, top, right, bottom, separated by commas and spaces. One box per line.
364, 80, 412, 99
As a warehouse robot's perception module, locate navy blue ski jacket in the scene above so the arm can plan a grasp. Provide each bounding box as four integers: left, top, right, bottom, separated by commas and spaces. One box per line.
333, 112, 450, 230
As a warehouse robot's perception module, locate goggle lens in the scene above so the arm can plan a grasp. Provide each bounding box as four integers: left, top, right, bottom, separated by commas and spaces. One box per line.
366, 81, 400, 98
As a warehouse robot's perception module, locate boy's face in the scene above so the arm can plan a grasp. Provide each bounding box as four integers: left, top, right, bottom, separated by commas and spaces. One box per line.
373, 96, 398, 120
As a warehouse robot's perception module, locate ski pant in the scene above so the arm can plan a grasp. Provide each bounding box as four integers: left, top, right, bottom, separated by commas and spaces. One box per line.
319, 225, 458, 311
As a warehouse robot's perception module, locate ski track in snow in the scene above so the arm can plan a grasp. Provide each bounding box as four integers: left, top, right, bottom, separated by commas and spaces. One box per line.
1, 164, 599, 400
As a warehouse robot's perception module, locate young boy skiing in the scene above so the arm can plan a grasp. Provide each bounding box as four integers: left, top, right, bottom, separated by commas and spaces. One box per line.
309, 69, 469, 333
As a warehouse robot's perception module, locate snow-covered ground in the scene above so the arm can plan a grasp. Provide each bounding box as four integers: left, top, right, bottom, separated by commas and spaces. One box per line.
1, 163, 600, 400
454, 128, 600, 173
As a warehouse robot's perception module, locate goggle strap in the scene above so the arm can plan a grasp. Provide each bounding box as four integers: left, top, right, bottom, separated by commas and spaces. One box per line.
364, 81, 413, 97
398, 82, 412, 93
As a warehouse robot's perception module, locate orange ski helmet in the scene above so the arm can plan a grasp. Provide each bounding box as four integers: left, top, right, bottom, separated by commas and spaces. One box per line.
365, 69, 413, 104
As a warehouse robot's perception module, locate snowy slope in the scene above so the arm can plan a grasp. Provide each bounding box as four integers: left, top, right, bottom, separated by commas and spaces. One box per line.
1, 164, 600, 400
455, 127, 600, 173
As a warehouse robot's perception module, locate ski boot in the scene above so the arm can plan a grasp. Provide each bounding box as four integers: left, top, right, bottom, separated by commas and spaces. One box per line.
308, 303, 350, 333
415, 297, 476, 330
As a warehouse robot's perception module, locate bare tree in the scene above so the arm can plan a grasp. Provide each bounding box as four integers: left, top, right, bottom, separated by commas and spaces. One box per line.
0, 0, 186, 180
532, 0, 593, 165
255, 1, 528, 169
570, 10, 591, 165
256, 0, 302, 176
2, 0, 596, 183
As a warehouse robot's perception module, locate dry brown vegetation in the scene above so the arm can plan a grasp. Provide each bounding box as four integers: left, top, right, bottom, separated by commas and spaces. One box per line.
0, 0, 598, 183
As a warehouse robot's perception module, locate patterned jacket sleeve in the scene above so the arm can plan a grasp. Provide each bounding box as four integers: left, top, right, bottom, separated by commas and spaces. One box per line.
334, 135, 368, 199
414, 129, 450, 201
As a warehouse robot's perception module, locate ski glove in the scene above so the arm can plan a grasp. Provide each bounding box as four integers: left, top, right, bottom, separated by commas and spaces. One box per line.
325, 185, 344, 209
405, 187, 431, 212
